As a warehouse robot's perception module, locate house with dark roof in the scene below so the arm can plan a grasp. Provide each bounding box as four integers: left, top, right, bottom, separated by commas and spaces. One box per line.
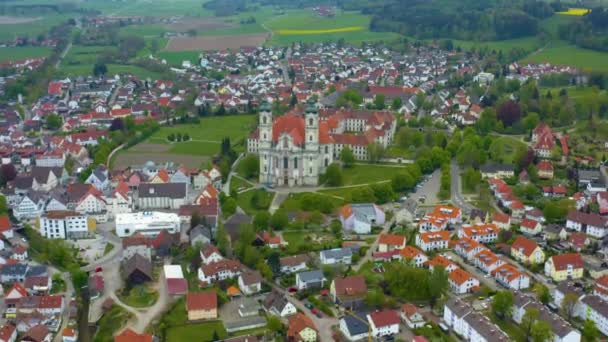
137, 183, 187, 209
566, 211, 608, 238
295, 270, 326, 291
0, 264, 28, 284
339, 313, 369, 341
238, 271, 262, 296
279, 254, 309, 274
85, 165, 109, 191
189, 225, 212, 247
513, 292, 581, 342
444, 298, 509, 341
263, 290, 297, 317
123, 254, 153, 284
480, 163, 515, 179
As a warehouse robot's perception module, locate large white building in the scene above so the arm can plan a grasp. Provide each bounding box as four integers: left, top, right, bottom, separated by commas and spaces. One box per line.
115, 211, 180, 237
248, 101, 396, 187
444, 298, 509, 342
40, 210, 91, 239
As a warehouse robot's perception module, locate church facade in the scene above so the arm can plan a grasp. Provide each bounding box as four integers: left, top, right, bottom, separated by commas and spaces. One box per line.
248, 101, 396, 187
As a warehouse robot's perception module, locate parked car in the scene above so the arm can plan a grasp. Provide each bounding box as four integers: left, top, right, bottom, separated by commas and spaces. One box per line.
95, 267, 103, 273
315, 311, 323, 318
305, 302, 313, 310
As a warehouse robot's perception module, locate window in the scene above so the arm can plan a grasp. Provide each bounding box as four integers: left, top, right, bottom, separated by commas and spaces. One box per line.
325, 158, 328, 167
325, 146, 328, 153
309, 135, 312, 142
294, 157, 298, 168
309, 168, 313, 175
263, 116, 267, 125
283, 157, 288, 169
263, 133, 267, 140
309, 118, 313, 126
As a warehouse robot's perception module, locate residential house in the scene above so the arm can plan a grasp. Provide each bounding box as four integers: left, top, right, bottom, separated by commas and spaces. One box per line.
85, 165, 109, 191
566, 211, 608, 238
198, 259, 241, 286
0, 324, 16, 342
537, 160, 554, 179
480, 163, 515, 179
263, 291, 297, 317
0, 215, 13, 239
367, 310, 400, 338
280, 254, 309, 274
448, 268, 479, 294
319, 248, 352, 265
186, 291, 217, 321
443, 298, 509, 341
457, 224, 499, 243
577, 296, 608, 337
520, 218, 543, 236
594, 275, 608, 301
339, 203, 385, 235
40, 210, 91, 240
415, 231, 450, 252
492, 212, 511, 230
454, 238, 485, 261
473, 249, 505, 274
400, 304, 425, 329
426, 255, 459, 273
114, 329, 153, 342
544, 253, 584, 282
238, 271, 262, 296
123, 254, 153, 284
13, 192, 45, 220
492, 264, 530, 290
21, 325, 51, 342
544, 224, 568, 241
137, 183, 187, 210
511, 236, 545, 264
62, 328, 77, 342
399, 246, 428, 268
339, 314, 369, 342
295, 270, 326, 291
189, 225, 212, 248
512, 292, 580, 342
288, 312, 317, 342
0, 264, 28, 284
330, 276, 367, 309
200, 244, 223, 265
377, 234, 406, 252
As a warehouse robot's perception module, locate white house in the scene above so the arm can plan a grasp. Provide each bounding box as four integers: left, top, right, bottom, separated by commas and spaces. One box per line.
400, 304, 425, 329
13, 193, 45, 220
444, 298, 509, 341
566, 211, 608, 239
137, 183, 187, 210
448, 269, 480, 294
40, 211, 91, 239
578, 296, 608, 337
319, 248, 352, 265
513, 292, 581, 342
415, 231, 450, 252
198, 259, 241, 285
339, 203, 385, 234
237, 271, 262, 296
367, 310, 400, 338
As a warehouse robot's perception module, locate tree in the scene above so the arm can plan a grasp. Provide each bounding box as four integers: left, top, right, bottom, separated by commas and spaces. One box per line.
462, 167, 482, 192
522, 307, 540, 338
392, 97, 402, 110
270, 210, 289, 230
531, 320, 553, 342
371, 183, 394, 204
0, 164, 17, 186
582, 319, 599, 342
45, 114, 62, 130
365, 289, 386, 308
491, 290, 514, 320
532, 283, 550, 304
323, 163, 343, 186
561, 292, 578, 320
267, 252, 281, 276
221, 197, 237, 217
340, 147, 355, 168
374, 94, 385, 109
93, 62, 108, 76
497, 100, 523, 127
215, 224, 229, 255
428, 266, 448, 308
330, 220, 343, 239
367, 142, 385, 163
256, 260, 273, 281
253, 211, 270, 231
267, 315, 284, 334
0, 195, 7, 214
391, 172, 415, 192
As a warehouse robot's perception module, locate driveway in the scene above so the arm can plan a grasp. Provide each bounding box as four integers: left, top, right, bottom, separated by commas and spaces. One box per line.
450, 160, 478, 214
410, 169, 441, 205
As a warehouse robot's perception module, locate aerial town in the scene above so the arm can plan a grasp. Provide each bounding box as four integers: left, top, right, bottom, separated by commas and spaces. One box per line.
1, 2, 608, 342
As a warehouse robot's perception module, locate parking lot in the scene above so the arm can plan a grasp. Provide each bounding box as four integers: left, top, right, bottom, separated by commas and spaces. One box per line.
67, 235, 111, 264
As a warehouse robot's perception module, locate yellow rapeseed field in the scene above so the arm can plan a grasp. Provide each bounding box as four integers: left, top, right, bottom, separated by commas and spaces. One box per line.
557, 8, 591, 16
275, 26, 364, 35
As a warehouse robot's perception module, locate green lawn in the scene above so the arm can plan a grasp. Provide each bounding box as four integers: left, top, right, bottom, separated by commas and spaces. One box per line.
157, 51, 202, 67
230, 176, 254, 193
166, 321, 227, 342
341, 164, 407, 186
279, 192, 345, 212
453, 36, 541, 54
163, 140, 223, 156
117, 285, 159, 308
150, 115, 256, 144
0, 46, 52, 63
103, 242, 114, 256
80, 0, 214, 17
264, 9, 401, 45
488, 136, 527, 164
93, 305, 132, 342
318, 184, 387, 202
0, 14, 72, 41
520, 40, 608, 72
58, 63, 164, 79
236, 188, 274, 215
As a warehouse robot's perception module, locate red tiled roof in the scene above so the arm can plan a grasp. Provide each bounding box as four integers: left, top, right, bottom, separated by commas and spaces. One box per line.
378, 234, 406, 246
549, 253, 584, 271
186, 291, 217, 311
333, 276, 367, 296
114, 329, 153, 342
368, 309, 400, 327
0, 214, 12, 233
511, 236, 539, 257
449, 268, 475, 285
287, 312, 316, 339
167, 278, 188, 295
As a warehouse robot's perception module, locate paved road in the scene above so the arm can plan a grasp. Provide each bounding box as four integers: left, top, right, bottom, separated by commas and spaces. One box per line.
55, 41, 72, 69
270, 284, 338, 342
450, 160, 477, 214
53, 271, 75, 342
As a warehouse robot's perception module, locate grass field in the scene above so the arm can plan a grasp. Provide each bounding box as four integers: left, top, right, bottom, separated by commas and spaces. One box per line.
0, 14, 71, 41
521, 40, 608, 72
94, 305, 132, 342
166, 321, 227, 342
117, 285, 158, 308
318, 184, 388, 202
236, 188, 274, 215
0, 46, 52, 63
341, 164, 407, 186
150, 115, 256, 145
265, 10, 400, 45
452, 37, 541, 54
80, 0, 214, 17
489, 136, 527, 164
58, 63, 164, 79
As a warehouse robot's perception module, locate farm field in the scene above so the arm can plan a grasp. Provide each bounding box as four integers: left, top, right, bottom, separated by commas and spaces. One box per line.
80, 0, 214, 17
0, 14, 71, 41
0, 46, 52, 63
265, 10, 400, 45
520, 40, 608, 72
58, 63, 164, 79
452, 37, 541, 54
166, 34, 269, 51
